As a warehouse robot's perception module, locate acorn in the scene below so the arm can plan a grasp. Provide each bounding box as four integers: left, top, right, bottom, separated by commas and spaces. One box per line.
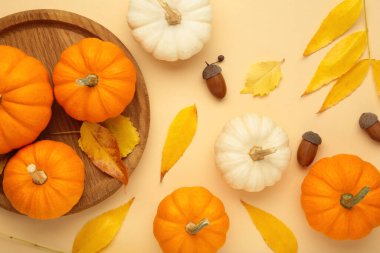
297, 131, 322, 167
202, 55, 227, 99
359, 112, 380, 142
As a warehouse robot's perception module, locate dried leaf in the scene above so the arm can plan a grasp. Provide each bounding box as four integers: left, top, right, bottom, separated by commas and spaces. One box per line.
72, 198, 134, 253
161, 105, 197, 182
303, 31, 367, 95
372, 60, 380, 95
103, 116, 140, 158
241, 60, 284, 97
320, 59, 370, 112
304, 0, 363, 56
79, 122, 128, 184
242, 201, 298, 253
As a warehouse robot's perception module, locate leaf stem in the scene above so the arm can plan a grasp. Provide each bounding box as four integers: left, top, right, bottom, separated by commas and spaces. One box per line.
0, 231, 66, 253
49, 131, 80, 135
363, 0, 372, 59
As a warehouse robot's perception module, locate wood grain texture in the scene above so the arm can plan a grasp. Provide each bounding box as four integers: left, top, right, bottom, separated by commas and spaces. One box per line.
0, 9, 150, 214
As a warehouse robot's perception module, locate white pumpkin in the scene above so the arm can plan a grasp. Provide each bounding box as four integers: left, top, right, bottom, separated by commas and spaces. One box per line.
215, 113, 291, 192
127, 0, 212, 61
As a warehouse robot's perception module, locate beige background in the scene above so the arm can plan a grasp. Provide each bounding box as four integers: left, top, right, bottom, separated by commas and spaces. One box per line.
1, 0, 380, 252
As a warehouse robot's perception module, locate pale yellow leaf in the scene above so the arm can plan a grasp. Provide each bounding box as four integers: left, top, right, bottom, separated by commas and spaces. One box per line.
72, 198, 134, 253
242, 201, 298, 253
103, 116, 140, 158
241, 60, 284, 97
372, 60, 380, 95
320, 59, 370, 112
79, 122, 129, 184
303, 31, 367, 95
161, 105, 197, 181
304, 0, 363, 56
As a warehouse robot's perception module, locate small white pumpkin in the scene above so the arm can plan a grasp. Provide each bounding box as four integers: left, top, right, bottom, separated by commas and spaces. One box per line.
215, 113, 291, 192
127, 0, 212, 61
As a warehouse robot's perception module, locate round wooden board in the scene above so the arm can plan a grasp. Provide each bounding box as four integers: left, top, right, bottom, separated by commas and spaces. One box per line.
0, 9, 150, 214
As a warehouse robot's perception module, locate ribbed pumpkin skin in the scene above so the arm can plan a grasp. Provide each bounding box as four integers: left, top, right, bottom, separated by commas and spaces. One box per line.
3, 140, 85, 220
0, 45, 53, 154
301, 154, 380, 240
53, 38, 136, 123
153, 187, 229, 253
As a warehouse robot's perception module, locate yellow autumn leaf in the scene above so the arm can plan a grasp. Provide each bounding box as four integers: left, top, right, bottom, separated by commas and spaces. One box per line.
103, 116, 140, 158
372, 60, 380, 95
242, 201, 298, 253
303, 31, 367, 95
79, 122, 129, 184
72, 198, 134, 253
161, 105, 197, 182
241, 60, 284, 97
304, 0, 363, 56
319, 59, 370, 112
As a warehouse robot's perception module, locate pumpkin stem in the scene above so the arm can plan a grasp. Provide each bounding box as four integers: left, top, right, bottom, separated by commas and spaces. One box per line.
27, 164, 47, 185
156, 0, 182, 25
249, 146, 277, 161
185, 218, 210, 235
76, 74, 99, 87
340, 186, 371, 209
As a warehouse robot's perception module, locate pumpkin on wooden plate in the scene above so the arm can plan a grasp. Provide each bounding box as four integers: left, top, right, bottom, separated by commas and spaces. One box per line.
3, 140, 85, 220
215, 113, 291, 192
53, 38, 136, 123
301, 154, 380, 240
153, 187, 229, 253
0, 45, 53, 154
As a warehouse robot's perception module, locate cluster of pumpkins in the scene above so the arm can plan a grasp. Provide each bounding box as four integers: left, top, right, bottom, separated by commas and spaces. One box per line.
0, 38, 136, 219
1, 0, 380, 250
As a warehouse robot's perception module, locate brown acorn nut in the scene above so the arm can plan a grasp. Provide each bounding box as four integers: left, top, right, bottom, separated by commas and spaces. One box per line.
202, 55, 227, 99
359, 112, 380, 142
297, 131, 322, 167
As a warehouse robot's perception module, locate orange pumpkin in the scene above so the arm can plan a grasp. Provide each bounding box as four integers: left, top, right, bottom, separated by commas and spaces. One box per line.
301, 154, 380, 240
52, 38, 136, 123
153, 187, 229, 253
3, 140, 85, 219
0, 45, 53, 154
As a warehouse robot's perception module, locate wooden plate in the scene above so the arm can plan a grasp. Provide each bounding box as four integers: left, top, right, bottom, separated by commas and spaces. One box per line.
0, 9, 150, 214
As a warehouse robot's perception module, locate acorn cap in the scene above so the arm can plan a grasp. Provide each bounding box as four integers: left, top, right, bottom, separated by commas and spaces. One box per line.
359, 113, 378, 129
302, 131, 322, 145
202, 64, 222, 80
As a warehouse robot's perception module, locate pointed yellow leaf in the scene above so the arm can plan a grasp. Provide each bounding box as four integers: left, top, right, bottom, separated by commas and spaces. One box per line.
304, 0, 363, 56
241, 60, 284, 97
242, 201, 298, 253
303, 31, 367, 95
72, 198, 134, 253
79, 122, 129, 184
103, 116, 140, 158
372, 60, 380, 95
319, 59, 370, 112
161, 105, 197, 182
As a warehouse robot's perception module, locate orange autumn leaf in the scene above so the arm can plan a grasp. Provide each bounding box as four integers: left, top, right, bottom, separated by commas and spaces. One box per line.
79, 122, 128, 184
